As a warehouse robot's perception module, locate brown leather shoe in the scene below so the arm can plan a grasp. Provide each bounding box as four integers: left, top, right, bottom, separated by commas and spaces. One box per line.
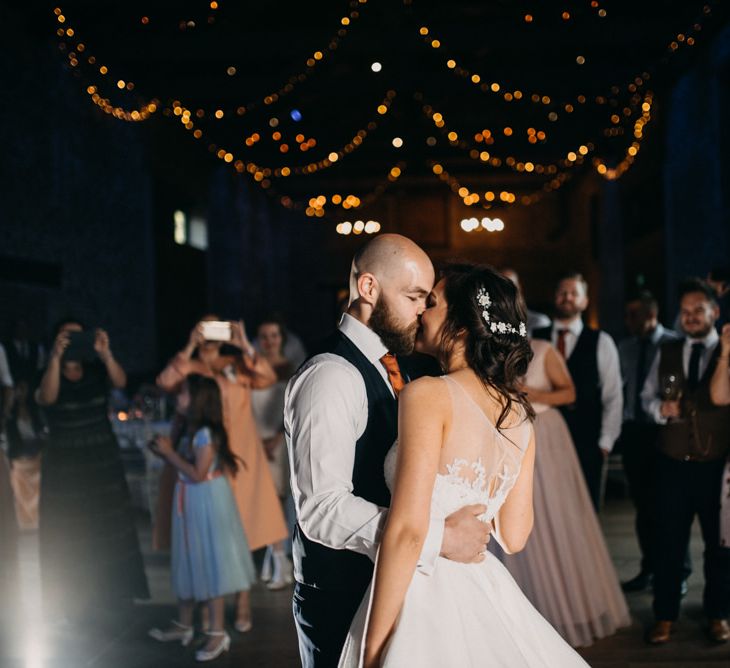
646, 621, 673, 644
708, 619, 730, 643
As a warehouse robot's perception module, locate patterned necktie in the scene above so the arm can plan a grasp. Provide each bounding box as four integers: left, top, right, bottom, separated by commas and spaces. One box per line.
687, 342, 704, 390
556, 329, 569, 359
380, 353, 405, 398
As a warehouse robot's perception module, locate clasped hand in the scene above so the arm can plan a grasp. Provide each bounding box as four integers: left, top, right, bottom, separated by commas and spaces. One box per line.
440, 504, 491, 563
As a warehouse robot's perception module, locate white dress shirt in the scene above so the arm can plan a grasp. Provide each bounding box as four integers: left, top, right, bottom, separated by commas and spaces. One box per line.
641, 328, 720, 425
284, 314, 443, 573
0, 344, 14, 388
550, 318, 623, 453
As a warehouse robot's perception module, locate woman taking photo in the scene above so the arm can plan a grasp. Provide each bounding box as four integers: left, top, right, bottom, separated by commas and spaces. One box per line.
157, 316, 288, 630
37, 320, 149, 621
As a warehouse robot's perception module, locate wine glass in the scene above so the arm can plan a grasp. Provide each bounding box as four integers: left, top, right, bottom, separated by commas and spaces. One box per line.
660, 373, 683, 421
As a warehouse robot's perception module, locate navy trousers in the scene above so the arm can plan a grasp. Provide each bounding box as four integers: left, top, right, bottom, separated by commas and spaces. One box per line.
652, 454, 730, 621
293, 582, 364, 668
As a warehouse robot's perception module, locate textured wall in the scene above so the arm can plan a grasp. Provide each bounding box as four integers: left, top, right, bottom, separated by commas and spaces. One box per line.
0, 6, 157, 375
663, 25, 730, 314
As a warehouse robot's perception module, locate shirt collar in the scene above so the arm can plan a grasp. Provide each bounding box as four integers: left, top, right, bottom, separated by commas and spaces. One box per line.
649, 324, 666, 344
339, 313, 389, 365
684, 327, 719, 349
554, 317, 583, 337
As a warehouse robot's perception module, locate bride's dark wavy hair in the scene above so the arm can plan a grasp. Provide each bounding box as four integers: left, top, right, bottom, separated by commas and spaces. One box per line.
437, 262, 535, 430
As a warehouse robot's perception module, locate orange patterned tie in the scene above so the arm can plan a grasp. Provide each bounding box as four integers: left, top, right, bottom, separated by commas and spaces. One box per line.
380, 353, 405, 398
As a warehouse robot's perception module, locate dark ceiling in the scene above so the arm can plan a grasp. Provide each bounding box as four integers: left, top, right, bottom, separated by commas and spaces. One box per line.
20, 1, 730, 213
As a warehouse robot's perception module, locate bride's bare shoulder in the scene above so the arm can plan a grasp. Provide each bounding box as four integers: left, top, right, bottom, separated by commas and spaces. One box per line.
399, 376, 448, 406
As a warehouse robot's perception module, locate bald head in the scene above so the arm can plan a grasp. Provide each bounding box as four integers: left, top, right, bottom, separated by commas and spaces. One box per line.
349, 234, 433, 303
347, 234, 435, 351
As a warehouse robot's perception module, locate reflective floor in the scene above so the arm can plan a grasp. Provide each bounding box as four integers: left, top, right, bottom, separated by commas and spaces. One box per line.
1, 498, 729, 667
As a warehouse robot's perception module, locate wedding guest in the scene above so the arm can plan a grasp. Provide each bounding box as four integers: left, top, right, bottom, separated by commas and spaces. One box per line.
0, 343, 14, 442
533, 272, 623, 509
501, 268, 551, 335
251, 317, 295, 590
149, 375, 256, 662
496, 338, 630, 646
157, 315, 288, 631
672, 267, 730, 332
618, 291, 688, 594
254, 313, 307, 368
36, 320, 149, 620
709, 322, 730, 550
707, 267, 730, 329
4, 318, 46, 386
0, 444, 17, 601
641, 279, 730, 644
6, 379, 46, 530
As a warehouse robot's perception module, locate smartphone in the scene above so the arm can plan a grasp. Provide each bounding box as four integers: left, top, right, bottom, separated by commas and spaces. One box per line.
64, 330, 97, 362
201, 321, 232, 342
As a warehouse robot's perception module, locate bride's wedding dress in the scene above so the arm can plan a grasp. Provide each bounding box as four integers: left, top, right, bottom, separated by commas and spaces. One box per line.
339, 375, 589, 667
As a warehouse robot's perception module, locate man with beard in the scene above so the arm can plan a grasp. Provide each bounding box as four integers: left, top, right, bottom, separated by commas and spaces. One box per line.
533, 271, 623, 510
641, 279, 730, 644
285, 234, 490, 667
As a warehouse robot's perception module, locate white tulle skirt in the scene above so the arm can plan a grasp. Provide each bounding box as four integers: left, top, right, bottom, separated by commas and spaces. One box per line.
339, 552, 589, 667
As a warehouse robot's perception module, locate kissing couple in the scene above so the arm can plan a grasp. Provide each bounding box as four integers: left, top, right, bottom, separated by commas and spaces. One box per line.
284, 234, 588, 667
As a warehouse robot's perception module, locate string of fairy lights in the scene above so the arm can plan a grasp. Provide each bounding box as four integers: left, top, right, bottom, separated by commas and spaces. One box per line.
412, 19, 699, 120
51, 2, 718, 232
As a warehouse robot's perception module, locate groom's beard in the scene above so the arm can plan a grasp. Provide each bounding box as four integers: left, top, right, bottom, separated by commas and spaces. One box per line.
370, 298, 418, 356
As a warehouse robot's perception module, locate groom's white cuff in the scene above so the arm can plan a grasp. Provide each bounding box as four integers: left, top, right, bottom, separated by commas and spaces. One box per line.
416, 518, 445, 576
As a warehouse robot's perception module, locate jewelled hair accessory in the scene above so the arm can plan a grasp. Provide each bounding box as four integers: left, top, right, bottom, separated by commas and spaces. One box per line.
476, 287, 527, 337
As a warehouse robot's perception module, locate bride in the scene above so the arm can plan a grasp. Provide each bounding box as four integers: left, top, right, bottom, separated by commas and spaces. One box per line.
339, 263, 588, 667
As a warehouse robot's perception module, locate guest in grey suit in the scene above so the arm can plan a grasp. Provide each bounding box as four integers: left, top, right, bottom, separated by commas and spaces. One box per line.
617, 291, 687, 593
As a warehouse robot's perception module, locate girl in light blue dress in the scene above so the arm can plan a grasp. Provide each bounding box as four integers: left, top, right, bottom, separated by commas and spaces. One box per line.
149, 375, 255, 662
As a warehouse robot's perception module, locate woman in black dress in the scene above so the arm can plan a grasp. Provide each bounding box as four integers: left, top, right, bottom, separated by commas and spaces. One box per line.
36, 320, 148, 619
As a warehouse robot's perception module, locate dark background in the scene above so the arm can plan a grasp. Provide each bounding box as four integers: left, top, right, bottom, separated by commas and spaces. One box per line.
1, 1, 729, 383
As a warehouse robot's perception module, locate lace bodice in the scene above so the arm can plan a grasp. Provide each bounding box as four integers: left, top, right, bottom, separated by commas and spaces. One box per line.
384, 376, 532, 525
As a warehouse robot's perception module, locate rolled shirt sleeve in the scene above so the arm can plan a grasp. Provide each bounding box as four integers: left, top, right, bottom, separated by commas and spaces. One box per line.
285, 354, 443, 572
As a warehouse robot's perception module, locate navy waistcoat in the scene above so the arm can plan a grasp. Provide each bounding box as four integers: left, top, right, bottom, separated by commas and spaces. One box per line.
533, 325, 602, 451
293, 330, 397, 593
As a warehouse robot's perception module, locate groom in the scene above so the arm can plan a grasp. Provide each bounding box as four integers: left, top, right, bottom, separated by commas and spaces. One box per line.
285, 234, 491, 667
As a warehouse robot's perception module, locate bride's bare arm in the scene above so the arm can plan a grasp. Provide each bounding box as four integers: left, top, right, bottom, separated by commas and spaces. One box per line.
492, 427, 536, 554
524, 345, 576, 407
363, 377, 446, 667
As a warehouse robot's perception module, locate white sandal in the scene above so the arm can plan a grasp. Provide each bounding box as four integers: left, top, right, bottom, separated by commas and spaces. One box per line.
195, 631, 231, 662
148, 620, 194, 646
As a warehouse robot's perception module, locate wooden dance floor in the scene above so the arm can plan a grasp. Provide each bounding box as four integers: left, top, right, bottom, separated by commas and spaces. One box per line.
1, 496, 729, 667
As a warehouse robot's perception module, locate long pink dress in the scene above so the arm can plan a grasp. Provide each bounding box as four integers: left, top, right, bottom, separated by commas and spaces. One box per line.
157, 352, 288, 550
493, 339, 630, 647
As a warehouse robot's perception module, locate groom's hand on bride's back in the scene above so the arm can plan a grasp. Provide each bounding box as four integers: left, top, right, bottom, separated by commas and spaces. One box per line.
440, 504, 490, 563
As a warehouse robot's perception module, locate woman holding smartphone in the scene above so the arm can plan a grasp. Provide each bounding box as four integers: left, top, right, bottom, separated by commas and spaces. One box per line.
157, 315, 288, 631
36, 319, 149, 621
